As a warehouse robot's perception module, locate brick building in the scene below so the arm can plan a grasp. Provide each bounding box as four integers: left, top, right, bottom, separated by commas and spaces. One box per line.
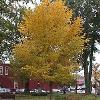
0, 64, 57, 91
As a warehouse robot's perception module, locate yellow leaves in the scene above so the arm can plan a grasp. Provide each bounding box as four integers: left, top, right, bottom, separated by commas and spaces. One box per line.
12, 0, 86, 85
70, 17, 83, 36
19, 0, 74, 46
13, 41, 35, 66
52, 64, 75, 84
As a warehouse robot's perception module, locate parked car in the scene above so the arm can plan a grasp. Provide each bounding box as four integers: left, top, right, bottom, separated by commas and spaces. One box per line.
0, 88, 10, 93
70, 86, 75, 91
16, 89, 25, 94
10, 89, 16, 94
77, 89, 85, 93
30, 89, 38, 93
52, 89, 61, 93
30, 88, 48, 96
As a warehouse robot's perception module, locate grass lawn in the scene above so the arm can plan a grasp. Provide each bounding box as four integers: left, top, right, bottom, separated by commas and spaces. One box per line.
15, 93, 65, 100
15, 94, 53, 100
15, 93, 100, 100
15, 96, 50, 100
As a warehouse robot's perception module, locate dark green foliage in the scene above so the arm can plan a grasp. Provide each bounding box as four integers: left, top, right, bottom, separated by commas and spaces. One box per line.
0, 0, 33, 61
67, 0, 100, 94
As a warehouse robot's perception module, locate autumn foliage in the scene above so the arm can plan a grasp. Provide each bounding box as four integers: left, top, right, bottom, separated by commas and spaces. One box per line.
11, 0, 85, 85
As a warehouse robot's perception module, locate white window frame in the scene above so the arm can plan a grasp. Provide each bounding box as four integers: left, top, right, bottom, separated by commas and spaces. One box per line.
0, 66, 3, 75
5, 66, 8, 75
14, 81, 18, 89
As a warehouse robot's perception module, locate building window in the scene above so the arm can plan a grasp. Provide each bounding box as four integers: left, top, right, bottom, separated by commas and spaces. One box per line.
5, 66, 8, 75
14, 81, 18, 89
0, 66, 3, 75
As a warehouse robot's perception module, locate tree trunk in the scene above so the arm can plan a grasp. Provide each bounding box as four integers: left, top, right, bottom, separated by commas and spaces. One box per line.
49, 81, 53, 100
84, 66, 90, 94
82, 49, 90, 94
75, 80, 77, 94
24, 79, 30, 93
88, 38, 94, 94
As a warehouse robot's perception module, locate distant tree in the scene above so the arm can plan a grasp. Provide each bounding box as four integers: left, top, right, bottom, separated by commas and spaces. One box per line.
92, 64, 100, 84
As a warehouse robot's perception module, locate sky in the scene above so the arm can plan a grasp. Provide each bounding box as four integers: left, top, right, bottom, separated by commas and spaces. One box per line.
94, 43, 100, 64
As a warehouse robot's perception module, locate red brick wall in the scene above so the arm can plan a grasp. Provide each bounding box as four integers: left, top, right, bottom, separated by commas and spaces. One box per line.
0, 64, 14, 88
0, 64, 58, 90
29, 80, 58, 91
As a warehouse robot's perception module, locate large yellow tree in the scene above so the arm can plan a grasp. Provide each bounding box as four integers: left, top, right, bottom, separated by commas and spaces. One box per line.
11, 0, 85, 96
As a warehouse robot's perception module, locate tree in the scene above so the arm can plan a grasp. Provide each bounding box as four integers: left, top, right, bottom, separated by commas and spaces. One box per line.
67, 0, 100, 94
0, 0, 35, 93
11, 0, 85, 99
0, 0, 35, 61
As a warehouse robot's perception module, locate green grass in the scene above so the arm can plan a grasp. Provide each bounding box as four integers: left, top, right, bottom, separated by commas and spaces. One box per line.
65, 93, 100, 100
15, 93, 64, 100
15, 96, 49, 100
15, 94, 53, 100
15, 93, 100, 100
